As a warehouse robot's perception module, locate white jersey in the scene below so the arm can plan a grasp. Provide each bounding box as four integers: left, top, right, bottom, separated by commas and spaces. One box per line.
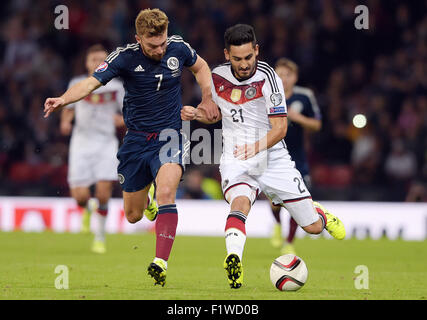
211, 61, 291, 168
67, 75, 124, 147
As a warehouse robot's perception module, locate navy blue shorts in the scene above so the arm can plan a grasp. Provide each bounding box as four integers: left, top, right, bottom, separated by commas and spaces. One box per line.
117, 129, 189, 192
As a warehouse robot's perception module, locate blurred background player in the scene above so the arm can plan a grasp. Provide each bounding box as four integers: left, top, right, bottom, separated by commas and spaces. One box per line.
44, 8, 218, 286
270, 58, 322, 255
60, 44, 125, 254
182, 24, 345, 289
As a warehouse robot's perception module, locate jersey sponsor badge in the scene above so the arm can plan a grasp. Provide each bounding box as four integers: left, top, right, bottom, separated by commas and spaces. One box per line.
167, 57, 179, 70
270, 93, 283, 106
269, 106, 286, 114
245, 86, 257, 99
230, 89, 242, 102
95, 62, 108, 73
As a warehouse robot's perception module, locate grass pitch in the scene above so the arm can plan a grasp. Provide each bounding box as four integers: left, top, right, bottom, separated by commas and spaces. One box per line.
0, 231, 426, 300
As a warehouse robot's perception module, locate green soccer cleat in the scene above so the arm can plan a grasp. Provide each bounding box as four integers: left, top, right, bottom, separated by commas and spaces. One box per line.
147, 259, 167, 287
91, 240, 106, 254
224, 253, 244, 289
81, 208, 91, 234
281, 243, 296, 255
313, 201, 346, 240
144, 184, 158, 222
270, 224, 282, 248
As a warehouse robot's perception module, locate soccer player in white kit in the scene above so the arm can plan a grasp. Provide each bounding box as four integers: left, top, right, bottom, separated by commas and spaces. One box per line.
181, 24, 346, 289
60, 44, 125, 253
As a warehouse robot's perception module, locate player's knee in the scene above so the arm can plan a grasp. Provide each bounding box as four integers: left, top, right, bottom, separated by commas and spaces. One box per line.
156, 186, 176, 205
230, 196, 251, 214
96, 194, 110, 207
75, 197, 89, 208
302, 219, 323, 234
125, 209, 143, 224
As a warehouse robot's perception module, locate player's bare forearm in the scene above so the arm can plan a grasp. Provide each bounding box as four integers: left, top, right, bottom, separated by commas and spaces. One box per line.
44, 76, 102, 118
61, 76, 102, 106
255, 122, 288, 153
195, 107, 222, 124
181, 105, 221, 124
288, 109, 321, 131
61, 108, 74, 123
60, 108, 74, 135
189, 56, 212, 100
234, 116, 287, 160
114, 114, 126, 128
189, 56, 219, 120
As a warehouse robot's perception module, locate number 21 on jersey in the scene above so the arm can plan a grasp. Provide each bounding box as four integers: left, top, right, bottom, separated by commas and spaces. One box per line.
231, 108, 244, 122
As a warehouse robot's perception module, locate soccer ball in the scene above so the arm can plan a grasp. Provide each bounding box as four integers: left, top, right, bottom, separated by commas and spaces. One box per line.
270, 254, 308, 291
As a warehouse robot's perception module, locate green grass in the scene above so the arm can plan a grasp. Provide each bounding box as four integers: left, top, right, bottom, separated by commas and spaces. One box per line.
0, 231, 426, 300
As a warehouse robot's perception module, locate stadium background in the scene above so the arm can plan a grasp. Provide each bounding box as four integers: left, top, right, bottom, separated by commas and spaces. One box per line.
0, 0, 427, 302
1, 0, 426, 203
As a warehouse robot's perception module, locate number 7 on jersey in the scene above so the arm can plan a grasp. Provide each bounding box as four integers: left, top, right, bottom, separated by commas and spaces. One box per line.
155, 74, 163, 91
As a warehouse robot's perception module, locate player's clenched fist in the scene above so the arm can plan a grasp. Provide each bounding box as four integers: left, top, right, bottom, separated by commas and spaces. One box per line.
181, 105, 197, 121
44, 97, 65, 118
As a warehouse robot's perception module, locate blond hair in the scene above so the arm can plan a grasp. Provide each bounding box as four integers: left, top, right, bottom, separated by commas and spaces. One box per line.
135, 8, 169, 37
275, 58, 299, 75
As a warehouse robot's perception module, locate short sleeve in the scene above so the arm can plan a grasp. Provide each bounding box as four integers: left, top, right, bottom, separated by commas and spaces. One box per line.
92, 51, 122, 85
263, 72, 287, 117
180, 40, 197, 67
305, 89, 322, 120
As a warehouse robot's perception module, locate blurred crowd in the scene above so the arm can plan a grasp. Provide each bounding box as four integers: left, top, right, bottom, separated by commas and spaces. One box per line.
0, 0, 426, 201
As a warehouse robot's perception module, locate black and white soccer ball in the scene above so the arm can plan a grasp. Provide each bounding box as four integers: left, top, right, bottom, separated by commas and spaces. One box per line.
270, 254, 308, 291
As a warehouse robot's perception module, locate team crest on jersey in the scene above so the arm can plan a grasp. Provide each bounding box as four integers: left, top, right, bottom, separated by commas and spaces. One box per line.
245, 87, 257, 99
167, 57, 179, 70
230, 89, 242, 102
270, 93, 283, 106
95, 62, 108, 73
90, 94, 101, 104
118, 174, 125, 184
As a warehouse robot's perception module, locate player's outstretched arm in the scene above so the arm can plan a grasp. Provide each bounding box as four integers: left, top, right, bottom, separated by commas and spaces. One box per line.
44, 76, 102, 118
188, 56, 220, 121
181, 105, 221, 124
234, 116, 287, 160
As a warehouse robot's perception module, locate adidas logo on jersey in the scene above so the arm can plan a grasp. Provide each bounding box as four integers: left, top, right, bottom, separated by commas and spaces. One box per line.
134, 65, 145, 72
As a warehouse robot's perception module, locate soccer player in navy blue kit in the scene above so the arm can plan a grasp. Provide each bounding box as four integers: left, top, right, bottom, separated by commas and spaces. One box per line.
270, 58, 322, 255
44, 8, 219, 286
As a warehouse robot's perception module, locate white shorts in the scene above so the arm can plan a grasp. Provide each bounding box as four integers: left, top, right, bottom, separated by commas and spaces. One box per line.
68, 136, 119, 188
220, 148, 318, 227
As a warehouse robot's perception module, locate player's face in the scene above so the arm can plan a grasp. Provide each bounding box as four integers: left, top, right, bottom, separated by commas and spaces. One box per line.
276, 66, 298, 92
136, 31, 168, 61
225, 43, 259, 80
86, 51, 108, 74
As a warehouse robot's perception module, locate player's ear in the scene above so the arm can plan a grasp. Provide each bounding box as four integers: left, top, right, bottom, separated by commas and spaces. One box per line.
254, 44, 259, 57
135, 34, 141, 44
224, 48, 230, 61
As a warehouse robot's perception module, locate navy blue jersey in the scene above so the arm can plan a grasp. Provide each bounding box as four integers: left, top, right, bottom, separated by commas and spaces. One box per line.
92, 35, 197, 132
285, 86, 321, 175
